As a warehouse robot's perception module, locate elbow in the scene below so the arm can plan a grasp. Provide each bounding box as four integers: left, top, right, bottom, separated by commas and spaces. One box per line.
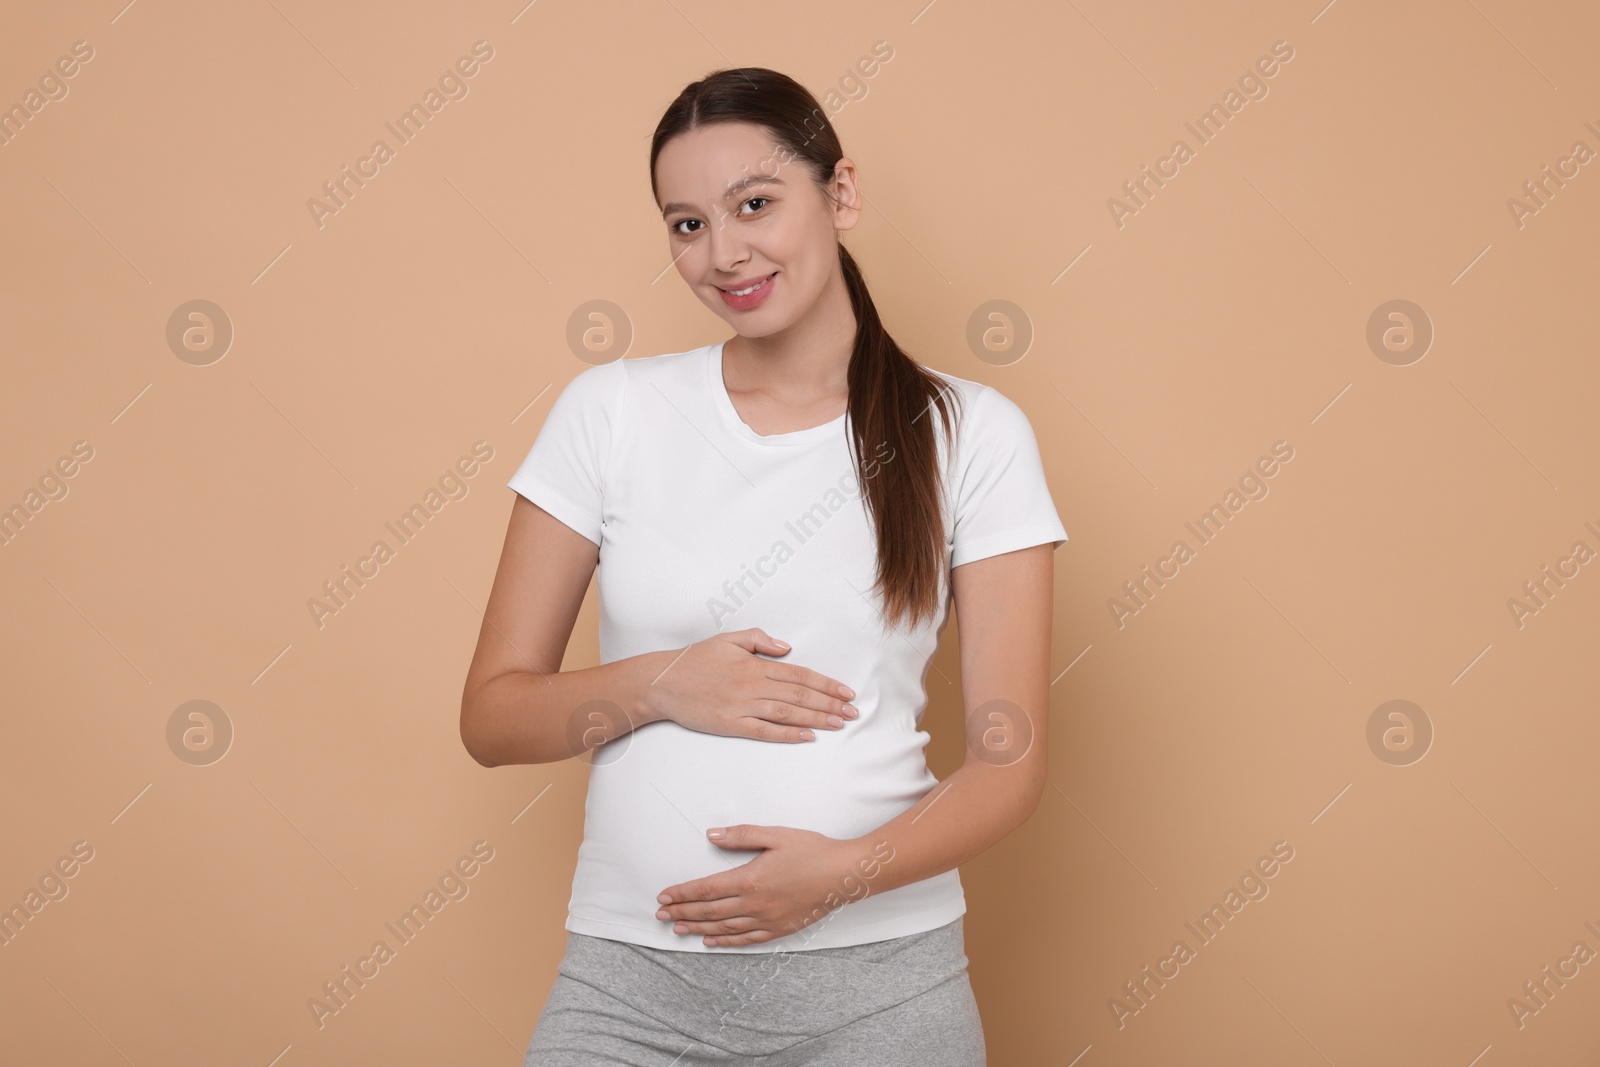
964, 753, 1047, 828
464, 735, 501, 769
461, 729, 497, 769
459, 701, 500, 769
1016, 763, 1048, 822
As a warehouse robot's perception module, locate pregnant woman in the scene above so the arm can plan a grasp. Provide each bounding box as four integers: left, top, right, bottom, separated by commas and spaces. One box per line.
460, 67, 1067, 1066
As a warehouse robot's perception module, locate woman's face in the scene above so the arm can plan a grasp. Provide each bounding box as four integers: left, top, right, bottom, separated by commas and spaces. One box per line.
655, 121, 858, 338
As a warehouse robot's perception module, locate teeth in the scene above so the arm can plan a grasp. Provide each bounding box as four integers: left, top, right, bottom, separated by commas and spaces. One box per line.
727, 275, 770, 296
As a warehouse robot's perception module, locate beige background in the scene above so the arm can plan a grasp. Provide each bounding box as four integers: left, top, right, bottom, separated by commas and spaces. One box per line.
2, 0, 1597, 1063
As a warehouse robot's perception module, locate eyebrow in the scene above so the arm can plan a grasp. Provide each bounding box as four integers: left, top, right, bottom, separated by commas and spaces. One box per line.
661, 174, 786, 218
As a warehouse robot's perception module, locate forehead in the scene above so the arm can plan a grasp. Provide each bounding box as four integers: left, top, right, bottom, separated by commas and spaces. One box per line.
655, 122, 797, 204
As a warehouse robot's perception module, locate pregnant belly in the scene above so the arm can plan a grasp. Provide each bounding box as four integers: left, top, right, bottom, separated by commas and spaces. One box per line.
579, 718, 934, 888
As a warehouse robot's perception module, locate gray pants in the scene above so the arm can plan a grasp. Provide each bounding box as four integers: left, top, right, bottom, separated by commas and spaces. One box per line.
522, 916, 985, 1065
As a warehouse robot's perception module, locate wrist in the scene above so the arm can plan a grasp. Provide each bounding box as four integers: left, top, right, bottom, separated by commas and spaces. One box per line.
834, 834, 899, 900
628, 649, 675, 728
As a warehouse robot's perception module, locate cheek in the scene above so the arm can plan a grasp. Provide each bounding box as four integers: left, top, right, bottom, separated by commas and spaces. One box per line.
791, 224, 838, 277
672, 241, 703, 274
792, 245, 835, 297
675, 248, 717, 292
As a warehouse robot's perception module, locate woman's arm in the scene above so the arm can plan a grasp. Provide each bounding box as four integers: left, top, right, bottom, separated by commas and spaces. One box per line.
460, 496, 674, 767
835, 541, 1054, 895
463, 496, 864, 767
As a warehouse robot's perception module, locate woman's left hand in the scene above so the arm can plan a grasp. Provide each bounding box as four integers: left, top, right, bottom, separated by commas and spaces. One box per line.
655, 825, 860, 947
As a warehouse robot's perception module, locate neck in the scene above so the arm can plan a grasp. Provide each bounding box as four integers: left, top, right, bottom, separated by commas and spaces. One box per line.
723, 273, 857, 402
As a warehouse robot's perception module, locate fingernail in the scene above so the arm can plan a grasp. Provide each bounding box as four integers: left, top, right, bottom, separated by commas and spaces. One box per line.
843, 704, 858, 717
839, 685, 855, 699
774, 639, 791, 649
707, 828, 725, 840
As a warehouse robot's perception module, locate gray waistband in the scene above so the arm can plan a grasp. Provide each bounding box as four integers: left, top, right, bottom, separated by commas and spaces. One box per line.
555, 917, 968, 1057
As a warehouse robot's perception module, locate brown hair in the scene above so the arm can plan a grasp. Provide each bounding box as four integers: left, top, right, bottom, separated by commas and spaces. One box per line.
650, 67, 964, 630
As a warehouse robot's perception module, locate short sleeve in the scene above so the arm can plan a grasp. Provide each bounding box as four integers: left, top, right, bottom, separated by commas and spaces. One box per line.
948, 385, 1069, 569
506, 359, 626, 547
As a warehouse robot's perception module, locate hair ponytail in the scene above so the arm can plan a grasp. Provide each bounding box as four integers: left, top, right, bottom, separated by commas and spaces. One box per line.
652, 67, 964, 629
836, 242, 963, 629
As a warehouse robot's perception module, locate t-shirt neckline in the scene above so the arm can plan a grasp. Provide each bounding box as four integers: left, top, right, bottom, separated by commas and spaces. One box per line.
706, 339, 849, 447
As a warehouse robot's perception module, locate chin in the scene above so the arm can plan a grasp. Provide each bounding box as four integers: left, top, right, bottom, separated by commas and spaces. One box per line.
727, 315, 796, 339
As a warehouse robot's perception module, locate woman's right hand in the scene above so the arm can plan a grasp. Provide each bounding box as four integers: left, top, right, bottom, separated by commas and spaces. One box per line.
643, 628, 859, 742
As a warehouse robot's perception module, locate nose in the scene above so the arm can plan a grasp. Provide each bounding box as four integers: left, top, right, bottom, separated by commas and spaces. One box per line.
705, 214, 749, 275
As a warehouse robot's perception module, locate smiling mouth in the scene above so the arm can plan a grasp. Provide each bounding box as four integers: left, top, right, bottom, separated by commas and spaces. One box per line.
717, 272, 777, 295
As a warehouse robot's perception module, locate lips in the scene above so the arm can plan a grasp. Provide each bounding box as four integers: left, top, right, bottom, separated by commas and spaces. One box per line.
715, 271, 778, 310
717, 272, 777, 294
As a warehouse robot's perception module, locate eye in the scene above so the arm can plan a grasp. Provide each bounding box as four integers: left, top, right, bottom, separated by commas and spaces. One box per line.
668, 198, 774, 238
669, 196, 771, 237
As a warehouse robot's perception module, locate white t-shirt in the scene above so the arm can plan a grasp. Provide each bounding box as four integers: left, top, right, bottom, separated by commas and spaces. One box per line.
506, 339, 1068, 953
